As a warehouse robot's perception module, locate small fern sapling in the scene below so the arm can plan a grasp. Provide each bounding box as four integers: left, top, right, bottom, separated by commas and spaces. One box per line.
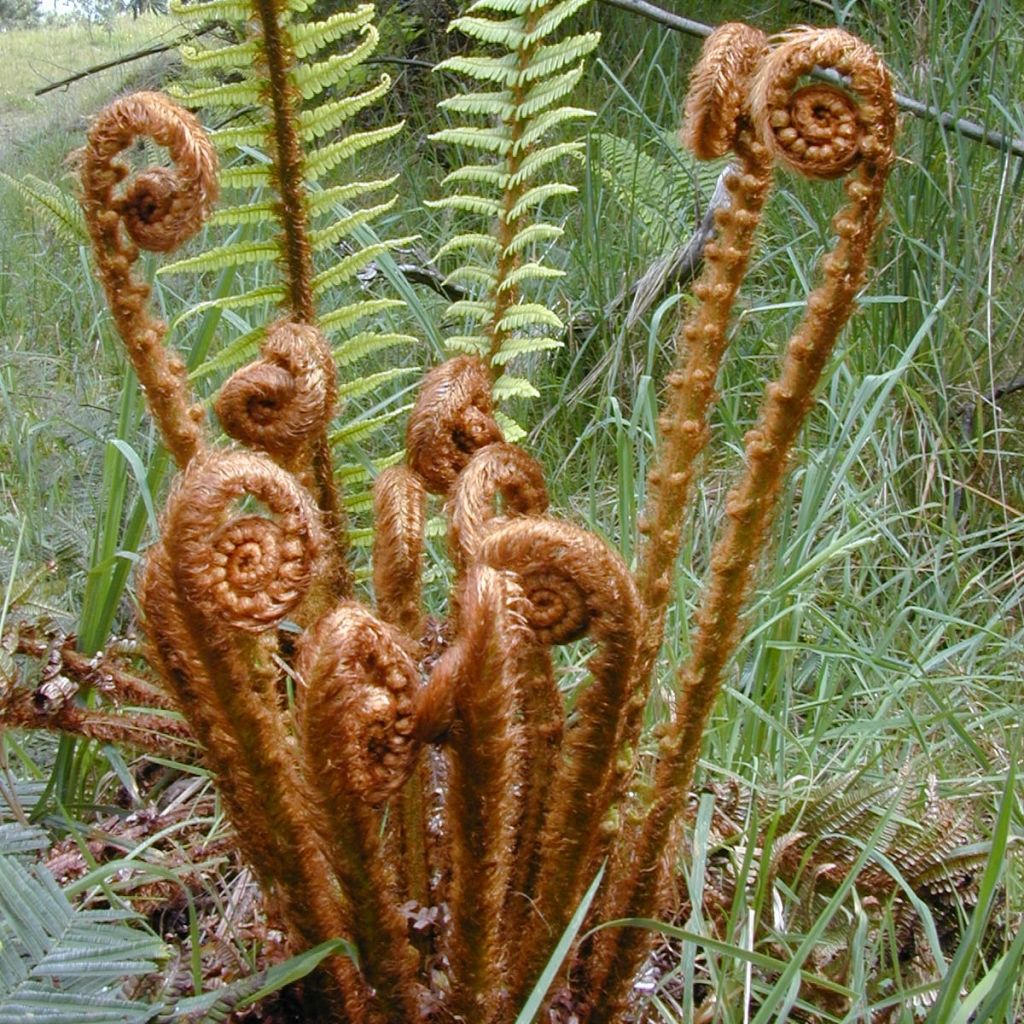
10, 11, 898, 1024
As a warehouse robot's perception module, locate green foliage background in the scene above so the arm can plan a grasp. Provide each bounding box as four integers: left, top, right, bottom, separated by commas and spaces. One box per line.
0, 0, 1022, 1018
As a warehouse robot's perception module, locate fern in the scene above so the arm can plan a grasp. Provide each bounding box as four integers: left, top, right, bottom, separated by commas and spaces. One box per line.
0, 824, 166, 1024
164, 0, 419, 545
0, 173, 88, 247
427, 0, 600, 415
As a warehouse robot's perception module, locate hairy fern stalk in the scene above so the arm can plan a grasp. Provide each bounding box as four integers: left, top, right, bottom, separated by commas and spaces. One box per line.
29, 9, 907, 1024
168, 0, 418, 563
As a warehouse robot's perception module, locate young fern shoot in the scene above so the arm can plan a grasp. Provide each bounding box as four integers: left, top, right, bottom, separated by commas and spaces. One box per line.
55, 11, 899, 1023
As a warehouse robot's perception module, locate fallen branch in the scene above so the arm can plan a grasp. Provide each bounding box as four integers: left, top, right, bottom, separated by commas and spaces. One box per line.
598, 0, 1024, 159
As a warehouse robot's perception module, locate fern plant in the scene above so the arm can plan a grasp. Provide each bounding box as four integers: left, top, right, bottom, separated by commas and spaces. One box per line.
164, 0, 419, 575
2, 13, 909, 1024
427, 0, 600, 429
0, 822, 165, 1024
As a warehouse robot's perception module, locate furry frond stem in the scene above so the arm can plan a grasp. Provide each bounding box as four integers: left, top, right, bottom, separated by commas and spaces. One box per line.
79, 91, 217, 467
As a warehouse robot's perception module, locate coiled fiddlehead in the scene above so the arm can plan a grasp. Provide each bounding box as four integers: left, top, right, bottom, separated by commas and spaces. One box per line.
140, 450, 373, 1021
298, 602, 421, 806
372, 465, 428, 641
585, 28, 896, 1024
165, 450, 326, 633
215, 319, 336, 467
449, 442, 549, 570
296, 602, 425, 1021
406, 356, 504, 494
79, 91, 218, 468
475, 517, 641, 999
419, 567, 531, 1024
627, 23, 773, 765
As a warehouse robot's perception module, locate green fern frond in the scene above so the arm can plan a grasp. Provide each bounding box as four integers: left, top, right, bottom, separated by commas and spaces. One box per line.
299, 77, 392, 141
304, 123, 405, 181
509, 140, 584, 185
169, 0, 420, 568
288, 4, 376, 58
307, 178, 399, 213
337, 366, 422, 401
171, 285, 285, 331
0, 173, 88, 247
334, 332, 418, 367
502, 221, 563, 255
434, 232, 502, 261
320, 298, 406, 336
330, 404, 413, 445
159, 239, 278, 276
433, 53, 520, 85
0, 840, 165, 1023
312, 238, 416, 295
292, 27, 380, 100
443, 266, 499, 290
438, 91, 516, 119
506, 181, 576, 219
489, 334, 561, 363
309, 199, 399, 250
428, 0, 598, 411
428, 126, 513, 155
497, 263, 563, 290
425, 194, 504, 217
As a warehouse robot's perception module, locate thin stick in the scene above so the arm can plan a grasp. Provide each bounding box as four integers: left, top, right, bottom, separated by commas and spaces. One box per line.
598, 0, 1024, 159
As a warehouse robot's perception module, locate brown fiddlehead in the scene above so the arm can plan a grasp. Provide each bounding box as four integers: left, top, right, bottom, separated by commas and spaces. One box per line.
473, 517, 641, 1000
585, 27, 896, 1021
419, 567, 531, 1024
406, 356, 504, 495
296, 602, 426, 1022
138, 450, 371, 1019
627, 22, 773, 757
372, 465, 428, 641
79, 91, 218, 467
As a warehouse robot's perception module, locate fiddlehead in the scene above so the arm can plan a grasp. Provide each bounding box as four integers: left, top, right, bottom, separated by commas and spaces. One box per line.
215, 319, 335, 467
372, 465, 428, 640
406, 356, 504, 494
166, 450, 325, 633
627, 23, 773, 760
79, 91, 218, 467
475, 517, 642, 998
418, 568, 530, 1024
449, 442, 549, 570
296, 602, 426, 1021
139, 451, 373, 1020
586, 28, 896, 1023
298, 603, 421, 806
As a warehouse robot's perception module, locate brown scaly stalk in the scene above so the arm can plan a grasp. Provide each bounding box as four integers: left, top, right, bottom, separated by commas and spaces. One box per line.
139, 450, 373, 1020
246, 0, 350, 580
474, 517, 641, 1004
624, 22, 773, 755
78, 91, 217, 469
296, 603, 428, 1021
582, 27, 896, 1021
417, 567, 530, 1024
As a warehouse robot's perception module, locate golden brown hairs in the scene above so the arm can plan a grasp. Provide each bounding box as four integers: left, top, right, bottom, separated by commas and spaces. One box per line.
449, 441, 549, 570
423, 567, 530, 1023
584, 27, 896, 1022
627, 23, 774, 764
79, 91, 217, 468
372, 464, 428, 640
215, 319, 336, 468
406, 356, 504, 494
475, 517, 642, 995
